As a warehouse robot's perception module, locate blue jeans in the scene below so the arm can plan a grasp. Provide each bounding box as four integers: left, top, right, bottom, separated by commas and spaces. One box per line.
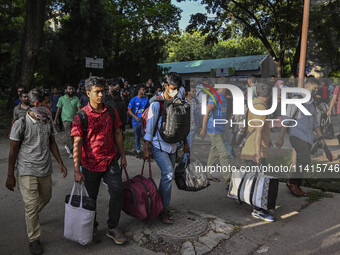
182, 129, 197, 162
187, 129, 197, 150
150, 144, 176, 210
133, 124, 142, 153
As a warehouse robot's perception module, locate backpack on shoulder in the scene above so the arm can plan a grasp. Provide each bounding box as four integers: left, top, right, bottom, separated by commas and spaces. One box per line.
142, 96, 191, 144
160, 97, 190, 143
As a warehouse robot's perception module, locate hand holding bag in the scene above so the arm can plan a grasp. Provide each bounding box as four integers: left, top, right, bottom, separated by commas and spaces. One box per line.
64, 182, 96, 246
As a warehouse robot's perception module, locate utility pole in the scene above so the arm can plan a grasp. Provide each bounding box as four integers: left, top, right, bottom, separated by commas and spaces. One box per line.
298, 0, 311, 88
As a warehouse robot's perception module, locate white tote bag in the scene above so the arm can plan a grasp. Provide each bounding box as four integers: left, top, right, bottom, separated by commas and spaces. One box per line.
64, 182, 95, 246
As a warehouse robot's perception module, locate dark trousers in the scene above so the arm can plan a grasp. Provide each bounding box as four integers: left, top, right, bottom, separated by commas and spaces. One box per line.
82, 160, 123, 229
289, 136, 311, 186
52, 111, 63, 131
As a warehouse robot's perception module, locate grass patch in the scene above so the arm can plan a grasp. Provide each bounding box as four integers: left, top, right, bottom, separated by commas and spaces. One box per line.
232, 223, 242, 234
306, 189, 333, 204
124, 130, 135, 151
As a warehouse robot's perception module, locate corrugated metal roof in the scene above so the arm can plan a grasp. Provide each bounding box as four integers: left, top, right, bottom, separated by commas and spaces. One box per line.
158, 55, 268, 74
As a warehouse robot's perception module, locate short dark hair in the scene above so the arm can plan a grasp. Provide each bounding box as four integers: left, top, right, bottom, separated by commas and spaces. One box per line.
85, 76, 106, 92
256, 82, 272, 97
164, 72, 182, 87
110, 78, 123, 88
64, 83, 73, 89
270, 75, 276, 78
305, 77, 320, 86
28, 89, 44, 106
138, 84, 145, 92
19, 90, 28, 97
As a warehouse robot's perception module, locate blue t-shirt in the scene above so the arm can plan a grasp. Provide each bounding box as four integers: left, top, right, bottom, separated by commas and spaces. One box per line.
50, 95, 60, 113
207, 91, 228, 134
128, 96, 150, 126
14, 98, 21, 107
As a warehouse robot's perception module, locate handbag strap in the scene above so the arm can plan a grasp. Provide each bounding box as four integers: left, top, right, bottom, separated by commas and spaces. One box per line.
82, 183, 89, 197
122, 166, 131, 185
68, 182, 77, 205
141, 159, 153, 178
80, 183, 84, 208
68, 182, 89, 208
183, 152, 190, 168
249, 172, 258, 206
237, 173, 247, 204
79, 183, 90, 208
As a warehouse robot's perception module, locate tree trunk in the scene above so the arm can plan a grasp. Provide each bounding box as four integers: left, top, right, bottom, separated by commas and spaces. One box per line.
14, 0, 47, 91
274, 59, 282, 78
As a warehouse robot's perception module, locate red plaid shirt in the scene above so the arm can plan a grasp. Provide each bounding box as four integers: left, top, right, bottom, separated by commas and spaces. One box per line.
71, 103, 122, 172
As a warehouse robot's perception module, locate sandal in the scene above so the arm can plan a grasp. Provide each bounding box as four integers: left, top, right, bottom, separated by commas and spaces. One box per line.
286, 182, 308, 197
208, 178, 220, 182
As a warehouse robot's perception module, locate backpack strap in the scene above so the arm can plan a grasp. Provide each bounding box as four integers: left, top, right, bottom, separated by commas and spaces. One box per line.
152, 99, 164, 137
151, 99, 165, 151
77, 109, 88, 143
19, 117, 26, 141
107, 106, 116, 133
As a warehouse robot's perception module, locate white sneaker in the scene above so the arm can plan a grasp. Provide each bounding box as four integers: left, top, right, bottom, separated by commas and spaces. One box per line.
68, 153, 73, 159
64, 145, 71, 154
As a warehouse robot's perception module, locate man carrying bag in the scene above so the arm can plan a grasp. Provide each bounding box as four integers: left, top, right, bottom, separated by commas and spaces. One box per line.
71, 76, 127, 245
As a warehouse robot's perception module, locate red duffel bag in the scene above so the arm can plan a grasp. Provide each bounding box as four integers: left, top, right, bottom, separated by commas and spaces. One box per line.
122, 159, 163, 220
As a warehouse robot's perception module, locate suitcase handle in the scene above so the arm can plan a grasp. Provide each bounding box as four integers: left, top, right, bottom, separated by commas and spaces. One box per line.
141, 159, 152, 178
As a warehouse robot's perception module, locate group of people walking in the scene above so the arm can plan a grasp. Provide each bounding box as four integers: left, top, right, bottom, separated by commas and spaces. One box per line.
5, 72, 339, 255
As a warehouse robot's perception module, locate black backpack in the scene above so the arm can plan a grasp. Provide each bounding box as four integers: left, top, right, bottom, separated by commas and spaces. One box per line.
77, 106, 115, 143
159, 97, 190, 144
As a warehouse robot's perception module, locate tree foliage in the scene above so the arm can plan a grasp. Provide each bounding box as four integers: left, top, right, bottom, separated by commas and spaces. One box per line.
309, 0, 340, 72
164, 31, 267, 62
184, 0, 305, 77
0, 0, 181, 94
0, 0, 25, 89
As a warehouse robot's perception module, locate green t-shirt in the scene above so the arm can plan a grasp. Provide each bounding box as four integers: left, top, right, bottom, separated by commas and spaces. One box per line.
56, 95, 81, 122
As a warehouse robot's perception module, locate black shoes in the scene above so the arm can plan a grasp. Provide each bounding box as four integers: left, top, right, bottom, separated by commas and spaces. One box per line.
136, 152, 142, 159
29, 240, 43, 255
106, 228, 127, 245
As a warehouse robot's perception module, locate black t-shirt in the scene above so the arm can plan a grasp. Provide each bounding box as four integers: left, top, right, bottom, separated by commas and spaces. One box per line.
106, 96, 127, 126
145, 86, 155, 99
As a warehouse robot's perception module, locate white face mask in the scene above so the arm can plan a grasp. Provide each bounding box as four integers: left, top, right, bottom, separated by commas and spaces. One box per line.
168, 89, 178, 98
